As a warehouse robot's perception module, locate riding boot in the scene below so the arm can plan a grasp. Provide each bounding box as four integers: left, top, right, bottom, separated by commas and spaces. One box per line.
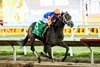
42, 25, 46, 31
41, 23, 48, 32
42, 23, 48, 37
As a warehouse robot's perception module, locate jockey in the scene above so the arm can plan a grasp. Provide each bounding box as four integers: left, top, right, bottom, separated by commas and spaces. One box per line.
41, 8, 60, 36
43, 8, 60, 26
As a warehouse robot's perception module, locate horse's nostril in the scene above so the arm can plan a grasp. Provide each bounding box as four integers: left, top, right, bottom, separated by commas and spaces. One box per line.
67, 23, 70, 26
71, 23, 74, 27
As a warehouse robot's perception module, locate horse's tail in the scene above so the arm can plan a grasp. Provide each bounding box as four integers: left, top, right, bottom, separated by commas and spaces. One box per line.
21, 34, 28, 47
21, 22, 35, 48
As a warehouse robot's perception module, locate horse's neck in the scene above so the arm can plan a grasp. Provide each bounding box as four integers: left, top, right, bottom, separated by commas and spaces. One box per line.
54, 21, 65, 31
52, 21, 65, 41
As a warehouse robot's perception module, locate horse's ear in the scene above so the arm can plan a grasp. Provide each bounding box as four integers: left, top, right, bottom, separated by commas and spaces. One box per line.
65, 11, 68, 14
61, 12, 64, 16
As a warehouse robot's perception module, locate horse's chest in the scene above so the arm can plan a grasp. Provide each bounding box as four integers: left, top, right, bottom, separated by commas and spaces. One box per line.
49, 29, 63, 44
52, 32, 63, 42
56, 31, 63, 38
56, 34, 64, 41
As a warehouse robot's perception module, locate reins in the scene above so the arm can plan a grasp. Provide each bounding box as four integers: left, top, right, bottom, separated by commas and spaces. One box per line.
55, 15, 65, 24
55, 13, 71, 24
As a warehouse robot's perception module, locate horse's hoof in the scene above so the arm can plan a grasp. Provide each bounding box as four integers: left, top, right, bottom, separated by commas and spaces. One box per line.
51, 59, 54, 63
62, 58, 65, 62
40, 52, 48, 58
40, 52, 44, 55
38, 57, 41, 63
48, 59, 54, 63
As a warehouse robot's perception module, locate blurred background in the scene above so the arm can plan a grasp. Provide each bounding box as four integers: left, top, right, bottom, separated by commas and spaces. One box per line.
0, 0, 100, 62
0, 0, 100, 36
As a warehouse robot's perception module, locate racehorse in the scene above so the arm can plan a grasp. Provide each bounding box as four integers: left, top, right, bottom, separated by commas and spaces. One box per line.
22, 11, 74, 63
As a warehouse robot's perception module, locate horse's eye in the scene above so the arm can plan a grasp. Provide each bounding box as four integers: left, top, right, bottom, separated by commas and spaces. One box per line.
67, 15, 71, 20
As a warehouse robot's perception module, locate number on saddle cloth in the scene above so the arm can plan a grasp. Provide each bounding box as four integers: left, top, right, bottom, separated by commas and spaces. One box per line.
32, 20, 48, 37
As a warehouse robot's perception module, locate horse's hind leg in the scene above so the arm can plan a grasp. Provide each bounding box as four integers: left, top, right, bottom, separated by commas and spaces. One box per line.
22, 35, 28, 46
30, 36, 41, 63
59, 41, 69, 62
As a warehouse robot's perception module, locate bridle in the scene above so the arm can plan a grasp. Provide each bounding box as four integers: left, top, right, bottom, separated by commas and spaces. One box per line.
55, 12, 71, 24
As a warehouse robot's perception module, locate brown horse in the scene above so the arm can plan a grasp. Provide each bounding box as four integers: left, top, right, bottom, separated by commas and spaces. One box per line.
22, 11, 74, 63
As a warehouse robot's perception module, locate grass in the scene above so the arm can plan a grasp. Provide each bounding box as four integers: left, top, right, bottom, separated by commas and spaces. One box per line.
0, 46, 100, 63
0, 33, 100, 63
0, 34, 99, 56
0, 46, 100, 57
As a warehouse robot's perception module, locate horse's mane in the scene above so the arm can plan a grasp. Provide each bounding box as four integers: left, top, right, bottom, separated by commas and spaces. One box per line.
51, 12, 65, 29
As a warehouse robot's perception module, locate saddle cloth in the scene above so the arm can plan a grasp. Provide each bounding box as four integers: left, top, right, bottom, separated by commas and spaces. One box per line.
32, 20, 47, 37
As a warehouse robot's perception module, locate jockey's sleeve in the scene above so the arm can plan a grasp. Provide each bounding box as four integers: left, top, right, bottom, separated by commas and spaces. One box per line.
48, 16, 52, 25
43, 12, 54, 19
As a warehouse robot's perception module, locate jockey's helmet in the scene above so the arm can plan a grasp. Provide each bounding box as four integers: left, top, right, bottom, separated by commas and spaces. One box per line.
54, 8, 60, 15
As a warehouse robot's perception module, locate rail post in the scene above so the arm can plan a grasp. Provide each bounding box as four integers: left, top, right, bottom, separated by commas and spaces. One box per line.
11, 46, 16, 62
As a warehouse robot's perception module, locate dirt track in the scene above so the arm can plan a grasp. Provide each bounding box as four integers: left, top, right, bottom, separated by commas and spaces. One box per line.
0, 60, 100, 67
0, 56, 100, 67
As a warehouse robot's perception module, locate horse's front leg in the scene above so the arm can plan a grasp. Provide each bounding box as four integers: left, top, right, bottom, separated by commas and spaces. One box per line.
41, 44, 53, 62
59, 41, 69, 62
40, 44, 49, 58
47, 44, 54, 62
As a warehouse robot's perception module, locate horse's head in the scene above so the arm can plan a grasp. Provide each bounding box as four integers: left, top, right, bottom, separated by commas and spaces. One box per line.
59, 11, 74, 27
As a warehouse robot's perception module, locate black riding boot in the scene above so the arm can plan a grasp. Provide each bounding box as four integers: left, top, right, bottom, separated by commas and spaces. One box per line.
41, 23, 48, 37
41, 23, 48, 31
